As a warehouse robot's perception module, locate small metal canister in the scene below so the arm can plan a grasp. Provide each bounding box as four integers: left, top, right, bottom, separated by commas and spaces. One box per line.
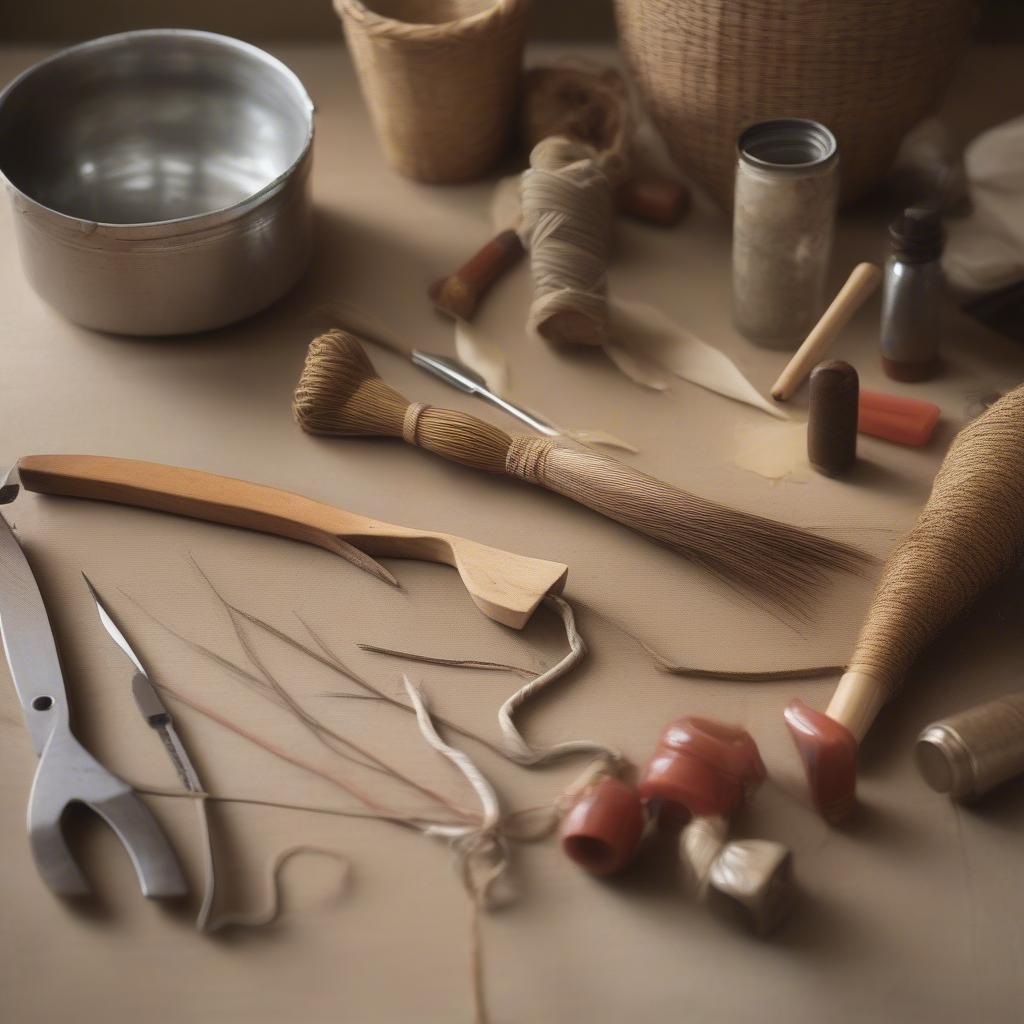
916, 692, 1024, 802
732, 119, 839, 349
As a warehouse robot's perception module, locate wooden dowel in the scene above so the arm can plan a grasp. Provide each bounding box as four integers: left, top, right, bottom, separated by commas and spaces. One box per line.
615, 176, 690, 227
429, 228, 526, 321
771, 263, 882, 402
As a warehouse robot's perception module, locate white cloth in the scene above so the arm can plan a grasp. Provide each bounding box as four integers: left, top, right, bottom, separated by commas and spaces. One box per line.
944, 116, 1024, 298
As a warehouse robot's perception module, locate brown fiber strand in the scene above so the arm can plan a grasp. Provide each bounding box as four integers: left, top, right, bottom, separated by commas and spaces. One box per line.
129, 585, 472, 820
156, 682, 398, 817
358, 643, 537, 679
293, 330, 872, 613
848, 383, 1024, 697
573, 597, 845, 681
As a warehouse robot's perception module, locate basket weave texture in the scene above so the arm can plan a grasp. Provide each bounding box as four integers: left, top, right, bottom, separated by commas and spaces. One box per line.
336, 0, 530, 183
614, 0, 976, 205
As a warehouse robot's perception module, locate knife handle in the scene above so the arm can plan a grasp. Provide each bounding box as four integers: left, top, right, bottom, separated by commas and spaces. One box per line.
16, 455, 567, 629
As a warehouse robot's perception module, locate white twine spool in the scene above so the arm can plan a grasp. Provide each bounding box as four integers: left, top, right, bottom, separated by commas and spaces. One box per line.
519, 137, 614, 348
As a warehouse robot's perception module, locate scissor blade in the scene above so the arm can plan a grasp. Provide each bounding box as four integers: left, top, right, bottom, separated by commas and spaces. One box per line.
0, 511, 68, 755
81, 573, 146, 675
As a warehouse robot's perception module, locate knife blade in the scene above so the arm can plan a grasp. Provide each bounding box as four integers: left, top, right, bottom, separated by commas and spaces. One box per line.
82, 574, 202, 793
410, 350, 561, 437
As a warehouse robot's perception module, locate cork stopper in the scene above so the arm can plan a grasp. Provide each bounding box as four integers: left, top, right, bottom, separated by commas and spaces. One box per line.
807, 360, 859, 476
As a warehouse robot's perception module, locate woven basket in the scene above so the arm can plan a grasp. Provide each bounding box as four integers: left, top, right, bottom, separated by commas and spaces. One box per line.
335, 0, 531, 183
615, 0, 977, 206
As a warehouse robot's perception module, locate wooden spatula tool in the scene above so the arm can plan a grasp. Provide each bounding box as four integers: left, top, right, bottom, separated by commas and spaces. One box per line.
15, 455, 567, 629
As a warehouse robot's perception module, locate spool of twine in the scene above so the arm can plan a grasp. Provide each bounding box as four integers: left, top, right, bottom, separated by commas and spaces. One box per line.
519, 137, 615, 348
335, 0, 530, 183
847, 384, 1024, 700
916, 692, 1024, 801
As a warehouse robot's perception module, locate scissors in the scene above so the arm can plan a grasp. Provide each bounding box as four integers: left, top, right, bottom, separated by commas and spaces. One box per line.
0, 465, 185, 898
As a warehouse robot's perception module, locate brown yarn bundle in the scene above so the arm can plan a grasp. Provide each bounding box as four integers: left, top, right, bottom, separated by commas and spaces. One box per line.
847, 384, 1024, 700
520, 66, 631, 185
293, 331, 869, 612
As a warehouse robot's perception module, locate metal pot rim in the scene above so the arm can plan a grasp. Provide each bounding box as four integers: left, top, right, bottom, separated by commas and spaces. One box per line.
0, 28, 316, 239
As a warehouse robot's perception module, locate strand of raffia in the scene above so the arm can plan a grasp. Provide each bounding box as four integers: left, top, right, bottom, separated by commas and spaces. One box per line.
519, 136, 615, 347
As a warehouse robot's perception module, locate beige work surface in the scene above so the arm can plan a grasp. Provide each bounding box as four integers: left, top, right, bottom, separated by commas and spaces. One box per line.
1, 40, 1023, 1024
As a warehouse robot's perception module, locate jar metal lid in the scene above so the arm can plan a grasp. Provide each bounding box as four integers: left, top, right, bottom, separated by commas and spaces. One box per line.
738, 118, 838, 174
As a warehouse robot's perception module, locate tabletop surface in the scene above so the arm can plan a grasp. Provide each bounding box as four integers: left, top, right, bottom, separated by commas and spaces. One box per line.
1, 40, 1022, 1024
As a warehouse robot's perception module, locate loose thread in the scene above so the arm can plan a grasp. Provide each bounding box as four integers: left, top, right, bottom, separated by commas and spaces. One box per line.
358, 644, 537, 679
403, 676, 509, 1024
573, 596, 847, 681
497, 594, 621, 768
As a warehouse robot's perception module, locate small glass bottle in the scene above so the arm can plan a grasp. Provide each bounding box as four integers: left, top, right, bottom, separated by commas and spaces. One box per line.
880, 207, 944, 381
732, 119, 839, 349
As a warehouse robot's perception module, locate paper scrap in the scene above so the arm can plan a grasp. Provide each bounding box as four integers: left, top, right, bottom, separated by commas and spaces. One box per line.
611, 297, 787, 419
732, 421, 811, 482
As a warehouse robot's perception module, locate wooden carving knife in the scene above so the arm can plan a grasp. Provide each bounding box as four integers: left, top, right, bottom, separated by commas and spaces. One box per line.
15, 455, 568, 629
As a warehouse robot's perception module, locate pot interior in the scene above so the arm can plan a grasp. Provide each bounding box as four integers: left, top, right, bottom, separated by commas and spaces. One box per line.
0, 31, 312, 226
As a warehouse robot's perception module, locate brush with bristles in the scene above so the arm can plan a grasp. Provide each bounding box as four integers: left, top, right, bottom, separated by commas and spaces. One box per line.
293, 330, 870, 613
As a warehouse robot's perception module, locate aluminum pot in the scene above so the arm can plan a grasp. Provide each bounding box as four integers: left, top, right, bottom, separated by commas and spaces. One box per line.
0, 30, 315, 336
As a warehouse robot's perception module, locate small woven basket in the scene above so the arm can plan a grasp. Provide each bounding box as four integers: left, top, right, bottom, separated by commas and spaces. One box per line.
615, 0, 977, 206
335, 0, 531, 183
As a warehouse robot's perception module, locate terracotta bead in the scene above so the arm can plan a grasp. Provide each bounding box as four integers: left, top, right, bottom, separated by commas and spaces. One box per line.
639, 716, 767, 821
560, 776, 646, 876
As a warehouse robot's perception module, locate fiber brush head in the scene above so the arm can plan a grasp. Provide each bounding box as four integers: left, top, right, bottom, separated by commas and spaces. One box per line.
783, 699, 858, 822
293, 330, 410, 438
294, 330, 515, 474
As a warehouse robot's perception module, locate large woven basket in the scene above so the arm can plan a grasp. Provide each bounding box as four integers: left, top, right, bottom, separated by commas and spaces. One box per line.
336, 0, 531, 183
615, 0, 977, 206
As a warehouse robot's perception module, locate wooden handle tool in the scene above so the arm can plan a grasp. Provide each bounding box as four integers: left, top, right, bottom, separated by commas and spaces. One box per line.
771, 263, 882, 402
16, 455, 567, 629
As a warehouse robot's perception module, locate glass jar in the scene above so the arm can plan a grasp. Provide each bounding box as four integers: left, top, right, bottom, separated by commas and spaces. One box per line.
732, 119, 839, 349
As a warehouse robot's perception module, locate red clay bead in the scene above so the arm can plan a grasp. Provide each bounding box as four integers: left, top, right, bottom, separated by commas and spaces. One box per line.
639, 717, 767, 821
560, 776, 646, 876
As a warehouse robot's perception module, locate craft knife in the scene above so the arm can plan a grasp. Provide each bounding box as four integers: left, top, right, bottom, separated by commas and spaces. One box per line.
410, 350, 561, 437
82, 573, 203, 794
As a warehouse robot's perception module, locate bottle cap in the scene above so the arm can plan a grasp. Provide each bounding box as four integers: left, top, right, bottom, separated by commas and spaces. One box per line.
890, 207, 944, 262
